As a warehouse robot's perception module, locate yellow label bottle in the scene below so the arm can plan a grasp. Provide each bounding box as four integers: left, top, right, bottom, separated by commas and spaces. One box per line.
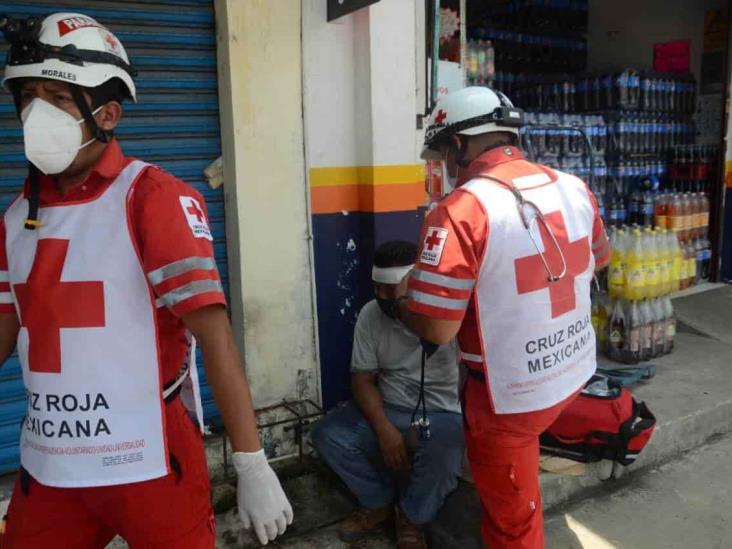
626, 229, 645, 301
658, 229, 672, 296
608, 230, 625, 298
644, 229, 659, 299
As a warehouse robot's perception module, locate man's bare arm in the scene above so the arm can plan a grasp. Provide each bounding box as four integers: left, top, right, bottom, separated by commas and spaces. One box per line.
182, 304, 260, 453
352, 372, 410, 471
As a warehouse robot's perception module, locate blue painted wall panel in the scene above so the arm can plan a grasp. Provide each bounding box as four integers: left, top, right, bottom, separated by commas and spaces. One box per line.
313, 209, 426, 410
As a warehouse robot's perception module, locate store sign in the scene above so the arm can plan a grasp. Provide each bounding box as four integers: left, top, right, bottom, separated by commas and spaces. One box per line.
653, 40, 690, 73
327, 0, 381, 22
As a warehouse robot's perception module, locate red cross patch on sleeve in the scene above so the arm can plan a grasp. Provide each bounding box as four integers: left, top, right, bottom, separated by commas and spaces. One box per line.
179, 196, 213, 241
420, 227, 449, 266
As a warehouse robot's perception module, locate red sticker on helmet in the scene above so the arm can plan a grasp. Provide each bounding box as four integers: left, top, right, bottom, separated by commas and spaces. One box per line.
100, 30, 121, 55
57, 16, 101, 36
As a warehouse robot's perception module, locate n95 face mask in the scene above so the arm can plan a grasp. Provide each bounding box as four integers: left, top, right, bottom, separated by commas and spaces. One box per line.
21, 98, 101, 175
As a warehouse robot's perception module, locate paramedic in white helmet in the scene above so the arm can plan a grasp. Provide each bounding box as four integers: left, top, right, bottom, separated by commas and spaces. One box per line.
392, 87, 610, 548
0, 12, 291, 547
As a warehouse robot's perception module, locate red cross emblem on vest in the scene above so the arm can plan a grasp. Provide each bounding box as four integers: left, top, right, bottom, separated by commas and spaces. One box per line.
13, 239, 106, 374
187, 201, 205, 223
514, 211, 590, 318
425, 229, 444, 251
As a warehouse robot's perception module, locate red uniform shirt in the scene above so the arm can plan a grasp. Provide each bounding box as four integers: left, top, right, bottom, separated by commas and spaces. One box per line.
408, 146, 610, 366
0, 140, 226, 384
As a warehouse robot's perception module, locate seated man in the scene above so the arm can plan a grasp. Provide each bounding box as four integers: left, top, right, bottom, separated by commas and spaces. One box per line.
312, 241, 464, 549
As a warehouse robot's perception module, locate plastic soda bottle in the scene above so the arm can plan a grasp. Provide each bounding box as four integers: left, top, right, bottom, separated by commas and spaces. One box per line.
685, 241, 697, 289
625, 229, 645, 300
639, 300, 654, 362
652, 298, 666, 357
656, 229, 670, 296
608, 228, 625, 298
700, 192, 710, 238
624, 300, 641, 365
668, 193, 682, 236
680, 193, 692, 242
691, 193, 702, 240
644, 228, 660, 298
670, 232, 683, 292
654, 193, 668, 229
663, 296, 676, 354
608, 299, 626, 363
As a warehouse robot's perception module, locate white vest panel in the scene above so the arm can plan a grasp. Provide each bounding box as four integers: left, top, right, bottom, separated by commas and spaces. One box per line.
464, 169, 597, 414
4, 161, 170, 487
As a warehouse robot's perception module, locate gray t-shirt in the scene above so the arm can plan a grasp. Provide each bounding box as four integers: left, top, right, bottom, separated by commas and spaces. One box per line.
351, 300, 461, 414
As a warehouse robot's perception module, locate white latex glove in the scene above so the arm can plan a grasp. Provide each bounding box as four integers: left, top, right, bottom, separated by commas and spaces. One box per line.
233, 449, 293, 545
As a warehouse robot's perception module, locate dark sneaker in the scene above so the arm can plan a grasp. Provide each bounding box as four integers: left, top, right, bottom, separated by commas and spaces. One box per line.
396, 508, 427, 549
338, 506, 394, 542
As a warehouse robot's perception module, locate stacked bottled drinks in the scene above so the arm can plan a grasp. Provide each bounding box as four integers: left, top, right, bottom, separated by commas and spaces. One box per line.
466, 40, 495, 87
606, 226, 698, 300
512, 70, 696, 113
605, 112, 695, 156
593, 291, 676, 365
520, 112, 607, 190
478, 0, 588, 34
668, 144, 718, 194
469, 28, 586, 74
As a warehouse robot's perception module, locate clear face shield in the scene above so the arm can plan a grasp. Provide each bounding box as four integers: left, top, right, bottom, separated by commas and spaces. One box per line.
424, 153, 456, 210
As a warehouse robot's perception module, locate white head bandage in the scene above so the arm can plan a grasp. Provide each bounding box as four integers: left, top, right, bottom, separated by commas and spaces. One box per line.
372, 264, 414, 285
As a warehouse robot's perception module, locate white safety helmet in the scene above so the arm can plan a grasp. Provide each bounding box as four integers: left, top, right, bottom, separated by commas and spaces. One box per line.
1, 12, 136, 101
421, 86, 524, 160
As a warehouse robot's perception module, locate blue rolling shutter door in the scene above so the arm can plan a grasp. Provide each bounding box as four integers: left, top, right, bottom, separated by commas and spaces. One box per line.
0, 0, 225, 473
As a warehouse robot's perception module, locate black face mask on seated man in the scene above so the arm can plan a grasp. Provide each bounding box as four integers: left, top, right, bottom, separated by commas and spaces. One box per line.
376, 297, 398, 319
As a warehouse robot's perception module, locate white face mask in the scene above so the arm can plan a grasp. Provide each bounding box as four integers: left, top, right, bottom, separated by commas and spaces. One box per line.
441, 160, 457, 196
21, 98, 102, 175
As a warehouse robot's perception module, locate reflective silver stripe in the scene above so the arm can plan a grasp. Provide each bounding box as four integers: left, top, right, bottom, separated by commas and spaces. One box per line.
461, 352, 483, 363
594, 241, 611, 258
158, 279, 223, 308
0, 294, 13, 304
0, 271, 8, 283
411, 269, 475, 290
408, 289, 468, 310
147, 257, 218, 287
592, 237, 609, 251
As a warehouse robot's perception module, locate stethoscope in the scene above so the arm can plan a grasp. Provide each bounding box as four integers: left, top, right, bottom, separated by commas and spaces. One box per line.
476, 174, 568, 283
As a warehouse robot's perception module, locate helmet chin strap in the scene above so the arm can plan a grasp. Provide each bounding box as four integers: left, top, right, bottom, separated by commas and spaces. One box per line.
69, 84, 110, 143
455, 135, 472, 169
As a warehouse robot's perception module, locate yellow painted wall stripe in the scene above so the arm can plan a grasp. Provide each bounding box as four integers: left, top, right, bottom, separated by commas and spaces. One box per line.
310, 164, 425, 187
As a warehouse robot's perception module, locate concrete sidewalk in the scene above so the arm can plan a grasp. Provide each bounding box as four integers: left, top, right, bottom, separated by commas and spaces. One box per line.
544, 432, 732, 549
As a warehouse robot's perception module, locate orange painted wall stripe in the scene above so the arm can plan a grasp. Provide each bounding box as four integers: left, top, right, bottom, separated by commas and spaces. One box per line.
310, 182, 426, 214
309, 164, 427, 214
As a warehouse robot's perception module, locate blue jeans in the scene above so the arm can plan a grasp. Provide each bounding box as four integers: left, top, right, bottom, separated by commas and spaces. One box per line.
311, 401, 464, 525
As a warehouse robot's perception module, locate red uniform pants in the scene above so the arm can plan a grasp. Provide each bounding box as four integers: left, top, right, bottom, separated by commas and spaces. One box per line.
1, 399, 215, 549
463, 376, 579, 549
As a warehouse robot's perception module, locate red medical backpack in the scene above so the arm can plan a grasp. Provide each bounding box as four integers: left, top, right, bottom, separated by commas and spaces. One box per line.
540, 375, 656, 466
